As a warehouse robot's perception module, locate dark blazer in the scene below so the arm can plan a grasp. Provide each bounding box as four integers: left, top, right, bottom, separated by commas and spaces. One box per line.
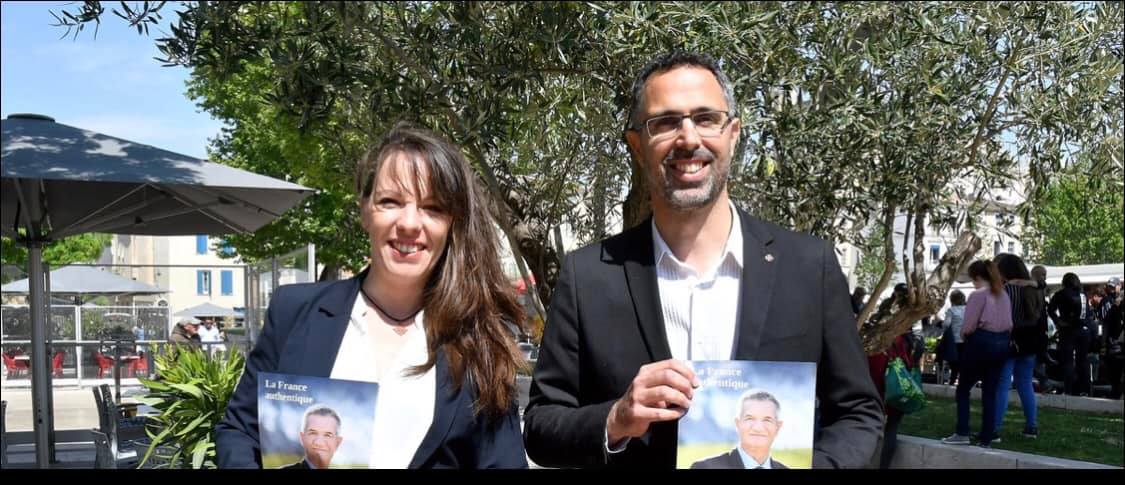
278, 459, 310, 470
523, 208, 883, 469
215, 271, 527, 469
690, 449, 788, 469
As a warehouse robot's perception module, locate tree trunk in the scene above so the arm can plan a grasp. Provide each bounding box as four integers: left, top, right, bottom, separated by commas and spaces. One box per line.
622, 150, 651, 230
859, 230, 981, 354
856, 206, 897, 328
517, 234, 558, 318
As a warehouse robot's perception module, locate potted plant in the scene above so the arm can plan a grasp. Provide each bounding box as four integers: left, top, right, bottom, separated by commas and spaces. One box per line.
136, 346, 245, 468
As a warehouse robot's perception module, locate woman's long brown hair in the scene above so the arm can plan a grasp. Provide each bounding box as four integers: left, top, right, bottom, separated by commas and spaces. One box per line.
355, 122, 525, 419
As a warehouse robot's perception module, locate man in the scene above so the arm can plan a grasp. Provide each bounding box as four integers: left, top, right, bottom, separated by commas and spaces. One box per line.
691, 390, 788, 469
169, 318, 203, 349
1103, 278, 1123, 400
198, 318, 227, 354
1048, 273, 1092, 396
523, 52, 883, 469
280, 404, 344, 469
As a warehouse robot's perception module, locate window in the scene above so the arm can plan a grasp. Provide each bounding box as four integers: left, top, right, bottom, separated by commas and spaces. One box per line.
993, 240, 1002, 256
221, 270, 234, 296
1008, 241, 1015, 254
930, 244, 941, 263
196, 235, 208, 254
197, 270, 212, 295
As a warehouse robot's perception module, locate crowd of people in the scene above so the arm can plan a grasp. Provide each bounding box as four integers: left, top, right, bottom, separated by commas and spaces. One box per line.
854, 257, 1123, 454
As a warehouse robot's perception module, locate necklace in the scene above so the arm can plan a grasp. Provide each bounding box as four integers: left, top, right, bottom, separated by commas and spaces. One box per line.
359, 285, 423, 333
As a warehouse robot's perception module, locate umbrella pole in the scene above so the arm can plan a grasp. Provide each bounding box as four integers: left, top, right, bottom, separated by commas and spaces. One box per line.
27, 242, 51, 468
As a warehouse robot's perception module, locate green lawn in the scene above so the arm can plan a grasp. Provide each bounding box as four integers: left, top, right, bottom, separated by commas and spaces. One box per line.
898, 396, 1124, 466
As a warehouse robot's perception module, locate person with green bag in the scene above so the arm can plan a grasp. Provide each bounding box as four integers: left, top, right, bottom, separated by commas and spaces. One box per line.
867, 285, 925, 469
870, 332, 923, 469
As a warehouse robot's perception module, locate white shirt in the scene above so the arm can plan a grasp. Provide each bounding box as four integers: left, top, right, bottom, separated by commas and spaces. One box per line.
330, 292, 435, 468
652, 201, 744, 361
608, 203, 745, 455
198, 325, 222, 343
736, 446, 775, 469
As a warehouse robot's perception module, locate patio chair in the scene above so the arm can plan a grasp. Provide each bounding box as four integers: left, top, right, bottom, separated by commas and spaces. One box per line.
91, 384, 149, 469
130, 351, 149, 378
94, 352, 114, 379
2, 353, 28, 378
52, 350, 65, 377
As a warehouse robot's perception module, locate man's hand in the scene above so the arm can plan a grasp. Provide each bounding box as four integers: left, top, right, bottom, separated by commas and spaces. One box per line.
606, 359, 701, 446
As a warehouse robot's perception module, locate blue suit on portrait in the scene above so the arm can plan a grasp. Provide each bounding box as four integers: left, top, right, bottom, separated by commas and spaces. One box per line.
215, 270, 528, 469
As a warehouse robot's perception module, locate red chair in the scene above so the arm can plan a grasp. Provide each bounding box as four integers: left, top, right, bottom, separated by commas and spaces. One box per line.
52, 350, 66, 377
130, 351, 149, 377
3, 353, 29, 378
94, 352, 115, 379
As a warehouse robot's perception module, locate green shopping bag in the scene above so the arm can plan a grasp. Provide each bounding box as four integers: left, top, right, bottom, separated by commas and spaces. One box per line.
885, 357, 926, 414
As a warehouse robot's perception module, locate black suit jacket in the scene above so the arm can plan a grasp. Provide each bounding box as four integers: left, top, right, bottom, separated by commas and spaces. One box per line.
215, 271, 527, 469
690, 449, 788, 469
523, 208, 883, 468
278, 459, 310, 470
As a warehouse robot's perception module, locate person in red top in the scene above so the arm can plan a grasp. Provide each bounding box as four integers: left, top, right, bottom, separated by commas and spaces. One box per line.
868, 332, 919, 469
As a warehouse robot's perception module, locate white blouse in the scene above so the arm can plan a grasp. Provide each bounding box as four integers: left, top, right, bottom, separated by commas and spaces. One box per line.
329, 291, 436, 469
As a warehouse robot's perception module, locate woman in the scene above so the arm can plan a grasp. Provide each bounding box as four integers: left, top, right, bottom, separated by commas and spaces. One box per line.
216, 123, 528, 468
941, 260, 1012, 448
943, 290, 966, 385
991, 253, 1045, 440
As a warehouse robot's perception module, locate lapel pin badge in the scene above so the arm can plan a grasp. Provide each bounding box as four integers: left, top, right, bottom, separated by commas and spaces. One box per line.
764, 253, 774, 263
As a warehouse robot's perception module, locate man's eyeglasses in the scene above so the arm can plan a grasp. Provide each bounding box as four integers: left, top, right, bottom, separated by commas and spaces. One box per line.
638, 110, 733, 139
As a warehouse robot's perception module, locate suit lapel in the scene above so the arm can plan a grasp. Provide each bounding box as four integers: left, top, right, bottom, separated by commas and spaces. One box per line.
733, 209, 777, 360
620, 219, 673, 362
408, 350, 457, 468
289, 271, 363, 377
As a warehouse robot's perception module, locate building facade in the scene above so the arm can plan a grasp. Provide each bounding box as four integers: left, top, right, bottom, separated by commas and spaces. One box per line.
100, 234, 246, 318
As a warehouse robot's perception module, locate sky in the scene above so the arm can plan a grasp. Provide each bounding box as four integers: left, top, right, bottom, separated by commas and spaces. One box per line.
1, 1, 222, 159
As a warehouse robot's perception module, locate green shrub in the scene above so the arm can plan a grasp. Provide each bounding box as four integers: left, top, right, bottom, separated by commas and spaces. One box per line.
136, 346, 245, 468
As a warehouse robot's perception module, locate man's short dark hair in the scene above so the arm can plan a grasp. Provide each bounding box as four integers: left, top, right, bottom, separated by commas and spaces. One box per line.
627, 52, 738, 130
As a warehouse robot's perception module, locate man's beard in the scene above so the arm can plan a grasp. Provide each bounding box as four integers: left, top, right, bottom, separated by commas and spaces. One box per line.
650, 147, 729, 211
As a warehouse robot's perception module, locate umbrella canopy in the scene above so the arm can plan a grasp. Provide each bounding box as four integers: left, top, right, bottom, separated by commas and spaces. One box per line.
2, 114, 312, 238
0, 265, 166, 295
1, 113, 313, 468
173, 301, 244, 319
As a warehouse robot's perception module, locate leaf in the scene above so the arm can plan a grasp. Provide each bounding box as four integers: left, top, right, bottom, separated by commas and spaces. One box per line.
168, 382, 205, 399
175, 412, 214, 437
192, 440, 209, 469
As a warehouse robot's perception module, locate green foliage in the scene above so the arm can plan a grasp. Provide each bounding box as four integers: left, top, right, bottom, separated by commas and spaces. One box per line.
136, 347, 245, 469
1024, 168, 1125, 265
0, 233, 111, 272
855, 223, 897, 290
51, 2, 1124, 342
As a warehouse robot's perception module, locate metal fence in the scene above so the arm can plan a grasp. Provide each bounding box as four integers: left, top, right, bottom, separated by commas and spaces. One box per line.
0, 303, 255, 387
1, 245, 317, 389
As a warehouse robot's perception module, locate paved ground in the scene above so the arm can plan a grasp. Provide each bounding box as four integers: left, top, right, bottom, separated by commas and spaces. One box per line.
5, 387, 105, 433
